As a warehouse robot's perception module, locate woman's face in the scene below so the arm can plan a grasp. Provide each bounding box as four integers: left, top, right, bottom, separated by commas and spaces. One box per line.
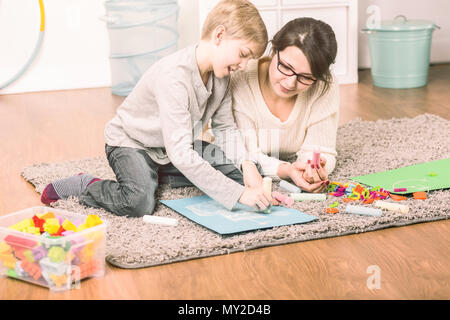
267, 45, 315, 98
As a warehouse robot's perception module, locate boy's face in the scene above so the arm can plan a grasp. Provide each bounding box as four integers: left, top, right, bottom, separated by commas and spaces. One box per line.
212, 36, 259, 78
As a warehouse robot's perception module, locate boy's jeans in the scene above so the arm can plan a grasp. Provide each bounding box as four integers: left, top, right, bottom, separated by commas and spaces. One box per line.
79, 140, 247, 217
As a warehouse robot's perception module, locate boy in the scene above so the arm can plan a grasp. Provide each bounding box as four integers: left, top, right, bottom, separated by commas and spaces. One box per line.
41, 0, 271, 216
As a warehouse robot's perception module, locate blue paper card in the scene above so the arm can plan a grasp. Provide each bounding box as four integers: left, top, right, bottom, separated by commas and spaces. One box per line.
160, 195, 317, 235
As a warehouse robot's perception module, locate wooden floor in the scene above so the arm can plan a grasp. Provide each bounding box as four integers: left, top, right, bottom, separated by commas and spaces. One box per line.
0, 65, 449, 300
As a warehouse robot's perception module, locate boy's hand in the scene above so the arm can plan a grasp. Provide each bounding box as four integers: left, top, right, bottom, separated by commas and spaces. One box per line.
241, 160, 263, 188
241, 162, 278, 206
238, 186, 272, 211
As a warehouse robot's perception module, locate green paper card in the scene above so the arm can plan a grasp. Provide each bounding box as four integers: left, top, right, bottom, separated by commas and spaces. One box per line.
351, 158, 450, 194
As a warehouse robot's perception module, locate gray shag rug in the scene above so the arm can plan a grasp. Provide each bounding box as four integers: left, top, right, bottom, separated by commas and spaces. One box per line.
22, 114, 450, 269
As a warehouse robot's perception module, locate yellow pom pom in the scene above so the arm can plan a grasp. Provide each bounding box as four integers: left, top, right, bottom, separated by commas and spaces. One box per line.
0, 242, 12, 254
77, 224, 88, 232
24, 226, 41, 235
85, 214, 102, 228
43, 218, 60, 234
40, 211, 56, 220
62, 219, 77, 232
9, 218, 34, 232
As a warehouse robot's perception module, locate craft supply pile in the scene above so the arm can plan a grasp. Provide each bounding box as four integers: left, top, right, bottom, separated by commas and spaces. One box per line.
0, 207, 106, 291
276, 179, 428, 216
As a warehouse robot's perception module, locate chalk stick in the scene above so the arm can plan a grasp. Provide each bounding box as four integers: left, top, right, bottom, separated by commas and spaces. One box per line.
345, 205, 382, 217
373, 200, 409, 214
272, 191, 294, 206
280, 180, 301, 193
262, 177, 273, 213
290, 193, 326, 201
393, 188, 407, 192
262, 177, 272, 195
143, 215, 178, 226
262, 203, 272, 214
312, 147, 321, 166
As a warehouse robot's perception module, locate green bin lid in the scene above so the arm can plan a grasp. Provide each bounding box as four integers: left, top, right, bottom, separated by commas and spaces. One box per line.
366, 16, 436, 31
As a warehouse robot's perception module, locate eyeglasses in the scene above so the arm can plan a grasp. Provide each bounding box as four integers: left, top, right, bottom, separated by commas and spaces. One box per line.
276, 51, 317, 86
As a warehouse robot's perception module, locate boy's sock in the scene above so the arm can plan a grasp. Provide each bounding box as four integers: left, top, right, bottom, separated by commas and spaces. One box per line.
41, 173, 100, 205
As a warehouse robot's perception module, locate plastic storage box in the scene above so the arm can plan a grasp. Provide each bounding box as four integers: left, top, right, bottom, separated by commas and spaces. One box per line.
0, 207, 107, 292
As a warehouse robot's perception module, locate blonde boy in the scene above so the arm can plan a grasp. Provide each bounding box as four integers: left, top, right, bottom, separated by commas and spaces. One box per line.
41, 0, 271, 216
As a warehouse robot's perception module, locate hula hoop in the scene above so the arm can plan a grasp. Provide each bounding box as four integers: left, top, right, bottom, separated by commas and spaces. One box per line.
0, 0, 45, 89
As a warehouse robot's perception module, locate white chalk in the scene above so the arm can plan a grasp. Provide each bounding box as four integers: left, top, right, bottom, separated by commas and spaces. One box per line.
262, 177, 272, 195
373, 200, 409, 214
261, 177, 273, 213
345, 205, 382, 217
290, 193, 326, 201
280, 180, 301, 193
143, 215, 178, 226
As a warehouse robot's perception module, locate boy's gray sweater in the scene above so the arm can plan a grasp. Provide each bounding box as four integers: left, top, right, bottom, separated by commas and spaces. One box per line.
104, 44, 252, 210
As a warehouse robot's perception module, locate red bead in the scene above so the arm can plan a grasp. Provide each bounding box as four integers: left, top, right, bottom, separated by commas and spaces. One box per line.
32, 215, 46, 233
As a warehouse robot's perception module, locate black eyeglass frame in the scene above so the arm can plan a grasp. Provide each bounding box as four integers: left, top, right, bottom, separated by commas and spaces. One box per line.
276, 51, 317, 86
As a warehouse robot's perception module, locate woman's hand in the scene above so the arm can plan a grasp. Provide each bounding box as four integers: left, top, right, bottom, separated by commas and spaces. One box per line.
297, 157, 328, 183
290, 162, 327, 193
288, 158, 328, 193
277, 162, 327, 193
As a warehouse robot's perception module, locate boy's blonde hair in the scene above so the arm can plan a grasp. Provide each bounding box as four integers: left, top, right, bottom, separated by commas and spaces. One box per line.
201, 0, 268, 58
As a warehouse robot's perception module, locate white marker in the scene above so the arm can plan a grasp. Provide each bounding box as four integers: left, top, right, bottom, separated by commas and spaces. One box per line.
143, 215, 178, 226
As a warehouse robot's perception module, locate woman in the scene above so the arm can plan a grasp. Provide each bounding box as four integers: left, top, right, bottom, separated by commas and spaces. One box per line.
231, 17, 339, 193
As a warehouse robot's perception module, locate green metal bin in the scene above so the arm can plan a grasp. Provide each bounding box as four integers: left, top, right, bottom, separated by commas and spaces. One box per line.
363, 15, 440, 89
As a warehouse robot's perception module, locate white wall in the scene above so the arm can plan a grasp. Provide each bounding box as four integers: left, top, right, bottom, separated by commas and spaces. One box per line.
0, 0, 110, 94
177, 0, 199, 48
358, 0, 450, 68
1, 0, 448, 94
0, 0, 199, 95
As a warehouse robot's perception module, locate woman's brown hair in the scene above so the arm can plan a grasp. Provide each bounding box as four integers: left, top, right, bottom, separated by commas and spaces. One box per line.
270, 17, 337, 97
